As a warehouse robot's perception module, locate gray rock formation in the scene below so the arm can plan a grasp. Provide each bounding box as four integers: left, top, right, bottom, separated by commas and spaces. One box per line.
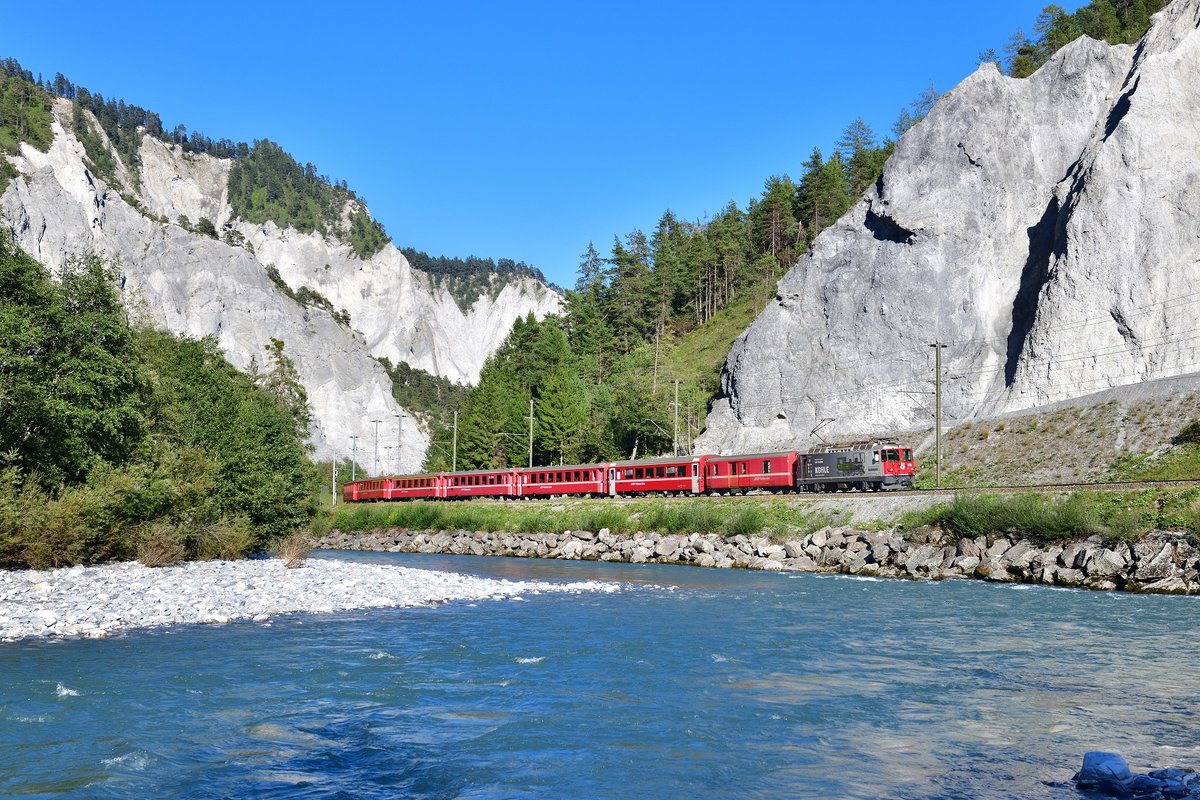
1, 100, 561, 465
700, 0, 1200, 453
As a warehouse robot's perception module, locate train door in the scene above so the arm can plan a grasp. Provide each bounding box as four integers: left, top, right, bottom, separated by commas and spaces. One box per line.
608, 468, 617, 496
691, 461, 700, 494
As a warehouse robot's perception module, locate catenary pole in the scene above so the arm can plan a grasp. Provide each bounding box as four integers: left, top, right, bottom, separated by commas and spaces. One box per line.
393, 412, 402, 475
371, 418, 382, 477
350, 436, 359, 482
929, 343, 946, 489
528, 399, 535, 468
673, 380, 680, 456
452, 410, 458, 472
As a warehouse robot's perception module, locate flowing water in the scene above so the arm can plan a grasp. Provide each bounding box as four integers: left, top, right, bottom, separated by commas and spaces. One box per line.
1, 551, 1198, 799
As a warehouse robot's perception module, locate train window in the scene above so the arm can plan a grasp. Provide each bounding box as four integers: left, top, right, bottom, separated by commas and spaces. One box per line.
692, 463, 698, 477
903, 449, 913, 461
557, 472, 564, 482
623, 469, 632, 479
762, 460, 770, 474
873, 451, 880, 463
887, 450, 899, 461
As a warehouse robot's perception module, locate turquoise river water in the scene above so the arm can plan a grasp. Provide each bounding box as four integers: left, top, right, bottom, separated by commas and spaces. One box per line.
1, 551, 1198, 799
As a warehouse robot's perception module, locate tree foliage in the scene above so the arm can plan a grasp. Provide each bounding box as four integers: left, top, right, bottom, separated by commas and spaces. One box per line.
997, 0, 1166, 78
228, 140, 389, 259
0, 231, 319, 567
400, 247, 552, 312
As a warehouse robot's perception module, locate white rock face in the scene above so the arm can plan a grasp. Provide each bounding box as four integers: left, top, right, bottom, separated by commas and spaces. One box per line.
700, 0, 1200, 453
1, 100, 561, 465
246, 222, 560, 385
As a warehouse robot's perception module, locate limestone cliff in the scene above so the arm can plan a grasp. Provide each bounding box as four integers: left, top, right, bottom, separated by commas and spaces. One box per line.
1, 100, 561, 466
699, 0, 1200, 454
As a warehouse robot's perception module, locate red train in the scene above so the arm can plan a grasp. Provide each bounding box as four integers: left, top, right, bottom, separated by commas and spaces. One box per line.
343, 442, 915, 502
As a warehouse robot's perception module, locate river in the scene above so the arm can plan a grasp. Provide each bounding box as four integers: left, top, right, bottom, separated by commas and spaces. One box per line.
2, 551, 1197, 799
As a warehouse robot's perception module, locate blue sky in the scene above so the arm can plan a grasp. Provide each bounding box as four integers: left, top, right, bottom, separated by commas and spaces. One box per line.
5, 1, 1080, 287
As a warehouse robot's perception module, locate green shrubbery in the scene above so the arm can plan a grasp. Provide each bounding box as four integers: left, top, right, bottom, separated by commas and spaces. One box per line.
0, 231, 319, 568
909, 489, 1200, 544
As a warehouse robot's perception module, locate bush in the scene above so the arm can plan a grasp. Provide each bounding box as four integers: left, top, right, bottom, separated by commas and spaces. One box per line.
273, 531, 313, 568
1174, 420, 1200, 445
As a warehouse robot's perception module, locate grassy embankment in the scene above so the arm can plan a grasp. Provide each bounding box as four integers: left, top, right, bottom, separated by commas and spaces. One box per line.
315, 486, 1200, 548
314, 496, 857, 541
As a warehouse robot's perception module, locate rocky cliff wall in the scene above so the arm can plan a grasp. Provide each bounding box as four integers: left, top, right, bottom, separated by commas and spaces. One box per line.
1, 100, 561, 465
700, 0, 1200, 454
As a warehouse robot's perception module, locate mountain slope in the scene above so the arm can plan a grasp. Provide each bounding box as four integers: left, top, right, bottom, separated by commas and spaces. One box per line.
2, 97, 560, 467
699, 0, 1200, 453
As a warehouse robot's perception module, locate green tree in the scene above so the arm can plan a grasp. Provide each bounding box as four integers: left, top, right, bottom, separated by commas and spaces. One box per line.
535, 367, 589, 464
259, 338, 312, 438
837, 119, 887, 198
795, 149, 851, 247
0, 237, 145, 487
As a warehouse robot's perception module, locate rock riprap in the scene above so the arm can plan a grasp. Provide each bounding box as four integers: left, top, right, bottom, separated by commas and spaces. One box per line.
0, 557, 618, 642
317, 527, 1200, 594
700, 0, 1200, 454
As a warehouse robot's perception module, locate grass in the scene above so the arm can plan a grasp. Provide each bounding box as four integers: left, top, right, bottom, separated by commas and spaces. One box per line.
315, 496, 867, 541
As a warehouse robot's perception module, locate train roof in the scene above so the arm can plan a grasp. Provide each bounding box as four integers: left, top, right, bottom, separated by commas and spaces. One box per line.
706, 451, 797, 461
518, 463, 606, 473
609, 454, 705, 467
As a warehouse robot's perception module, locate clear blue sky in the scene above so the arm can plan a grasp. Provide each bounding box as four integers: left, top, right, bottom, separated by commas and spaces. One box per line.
4, 1, 1080, 287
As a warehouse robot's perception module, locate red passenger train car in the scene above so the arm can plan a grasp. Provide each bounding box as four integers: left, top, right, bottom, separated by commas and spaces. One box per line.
705, 451, 798, 494
605, 455, 707, 496
517, 465, 606, 498
443, 468, 517, 500
341, 442, 915, 503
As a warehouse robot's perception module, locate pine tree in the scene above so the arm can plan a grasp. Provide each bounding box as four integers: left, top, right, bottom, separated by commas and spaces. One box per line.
259, 338, 311, 438
535, 367, 589, 464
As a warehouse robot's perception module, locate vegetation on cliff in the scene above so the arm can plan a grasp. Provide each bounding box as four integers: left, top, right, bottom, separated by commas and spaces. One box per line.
401, 248, 553, 312
0, 231, 319, 569
993, 1, 1167, 77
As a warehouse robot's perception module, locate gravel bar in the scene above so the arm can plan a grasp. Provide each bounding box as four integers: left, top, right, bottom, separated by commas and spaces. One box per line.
0, 556, 620, 642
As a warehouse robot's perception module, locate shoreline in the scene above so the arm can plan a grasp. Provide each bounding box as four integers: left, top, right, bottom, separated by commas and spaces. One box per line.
316, 526, 1200, 595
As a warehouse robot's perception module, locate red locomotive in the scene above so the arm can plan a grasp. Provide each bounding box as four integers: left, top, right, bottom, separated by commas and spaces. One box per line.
342, 441, 915, 502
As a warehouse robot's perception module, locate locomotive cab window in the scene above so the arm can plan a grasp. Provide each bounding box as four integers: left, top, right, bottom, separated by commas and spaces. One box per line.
903, 449, 913, 461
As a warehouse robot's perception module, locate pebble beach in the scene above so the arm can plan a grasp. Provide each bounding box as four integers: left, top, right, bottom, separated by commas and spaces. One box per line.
0, 556, 620, 642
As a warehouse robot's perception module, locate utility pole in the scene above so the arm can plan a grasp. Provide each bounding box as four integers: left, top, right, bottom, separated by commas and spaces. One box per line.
331, 459, 337, 506
451, 410, 458, 472
393, 412, 402, 475
350, 435, 359, 482
929, 342, 946, 489
673, 380, 680, 456
371, 418, 382, 477
528, 399, 535, 468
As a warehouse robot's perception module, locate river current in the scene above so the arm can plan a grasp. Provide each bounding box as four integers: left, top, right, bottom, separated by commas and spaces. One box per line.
1, 551, 1197, 799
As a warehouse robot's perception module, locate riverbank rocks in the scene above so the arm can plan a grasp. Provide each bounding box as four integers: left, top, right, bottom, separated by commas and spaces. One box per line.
1073, 751, 1200, 798
314, 527, 1200, 595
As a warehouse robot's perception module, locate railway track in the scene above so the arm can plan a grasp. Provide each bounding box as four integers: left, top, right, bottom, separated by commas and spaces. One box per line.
424, 478, 1200, 505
